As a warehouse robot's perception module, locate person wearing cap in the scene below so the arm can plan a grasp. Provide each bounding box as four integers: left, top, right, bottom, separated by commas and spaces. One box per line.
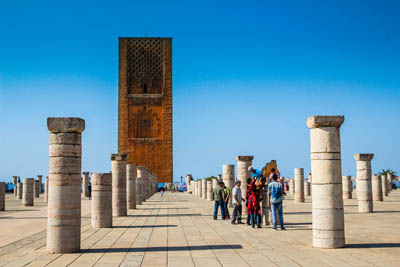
231, 180, 245, 224
212, 181, 226, 220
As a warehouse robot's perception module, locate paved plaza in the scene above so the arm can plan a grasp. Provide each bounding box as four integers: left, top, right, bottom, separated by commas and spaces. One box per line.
0, 191, 399, 267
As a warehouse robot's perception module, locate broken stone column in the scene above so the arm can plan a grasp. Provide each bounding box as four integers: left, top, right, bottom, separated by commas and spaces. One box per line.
136, 167, 145, 206
202, 179, 207, 200
294, 168, 305, 202
111, 154, 127, 217
45, 178, 49, 203
22, 178, 34, 206
207, 180, 212, 201
37, 175, 43, 193
47, 117, 85, 253
289, 179, 295, 195
91, 173, 112, 228
381, 174, 388, 196
342, 176, 352, 199
82, 172, 89, 198
354, 153, 374, 213
236, 156, 253, 215
0, 182, 5, 211
17, 182, 23, 199
13, 176, 18, 196
372, 175, 383, 202
307, 115, 345, 248
127, 164, 137, 210
34, 180, 40, 198
304, 182, 311, 196
223, 164, 235, 208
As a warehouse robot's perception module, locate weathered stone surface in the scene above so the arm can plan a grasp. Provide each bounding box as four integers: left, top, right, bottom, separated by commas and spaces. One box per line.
127, 164, 137, 209
34, 180, 40, 198
136, 166, 145, 205
91, 173, 112, 228
37, 175, 43, 193
342, 176, 352, 199
294, 168, 305, 202
381, 174, 388, 196
12, 176, 18, 196
186, 174, 192, 194
304, 182, 311, 196
22, 178, 34, 206
44, 179, 48, 203
47, 117, 85, 133
201, 179, 207, 200
354, 153, 374, 213
236, 156, 253, 215
206, 180, 212, 201
17, 183, 23, 200
111, 154, 127, 217
289, 179, 295, 195
372, 175, 383, 201
0, 182, 5, 211
307, 115, 345, 248
223, 164, 235, 208
82, 172, 89, 198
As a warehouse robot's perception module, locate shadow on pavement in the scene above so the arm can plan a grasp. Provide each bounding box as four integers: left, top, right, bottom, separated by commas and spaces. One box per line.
347, 243, 400, 248
84, 244, 243, 253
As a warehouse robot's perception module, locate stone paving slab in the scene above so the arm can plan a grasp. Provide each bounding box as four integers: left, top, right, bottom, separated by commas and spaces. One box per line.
0, 190, 399, 266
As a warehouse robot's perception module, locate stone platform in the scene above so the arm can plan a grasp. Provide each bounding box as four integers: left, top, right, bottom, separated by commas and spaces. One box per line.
0, 191, 399, 266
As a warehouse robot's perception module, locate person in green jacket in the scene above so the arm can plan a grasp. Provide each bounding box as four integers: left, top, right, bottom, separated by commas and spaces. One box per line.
213, 181, 226, 220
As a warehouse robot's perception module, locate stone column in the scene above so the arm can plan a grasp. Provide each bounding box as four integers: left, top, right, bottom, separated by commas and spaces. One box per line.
294, 168, 305, 202
136, 167, 145, 206
354, 153, 374, 213
307, 115, 345, 248
22, 178, 34, 206
387, 174, 393, 193
13, 176, 18, 196
47, 117, 85, 253
198, 179, 202, 198
127, 164, 137, 210
111, 154, 127, 217
202, 179, 207, 200
381, 175, 388, 196
34, 180, 40, 198
44, 178, 49, 203
212, 178, 218, 200
37, 175, 43, 193
207, 180, 212, 201
91, 173, 112, 228
186, 174, 192, 194
236, 156, 253, 215
17, 182, 23, 199
262, 181, 270, 226
372, 175, 383, 202
0, 182, 5, 211
223, 164, 235, 208
217, 174, 222, 182
304, 182, 311, 196
289, 179, 295, 195
82, 172, 89, 198
342, 176, 352, 199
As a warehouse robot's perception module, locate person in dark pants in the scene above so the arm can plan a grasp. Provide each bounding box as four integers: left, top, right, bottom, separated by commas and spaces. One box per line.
213, 181, 226, 220
245, 178, 252, 225
231, 180, 245, 224
268, 174, 286, 230
222, 182, 231, 219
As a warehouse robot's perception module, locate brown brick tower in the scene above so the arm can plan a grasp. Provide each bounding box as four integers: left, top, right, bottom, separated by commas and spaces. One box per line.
118, 38, 173, 183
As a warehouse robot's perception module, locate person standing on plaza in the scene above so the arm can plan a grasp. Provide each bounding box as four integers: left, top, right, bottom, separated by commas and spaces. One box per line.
231, 180, 245, 224
213, 181, 226, 220
268, 174, 286, 230
223, 182, 231, 219
247, 175, 262, 228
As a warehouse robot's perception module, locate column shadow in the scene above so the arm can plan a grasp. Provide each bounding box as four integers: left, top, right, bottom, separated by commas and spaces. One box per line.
347, 243, 400, 248
84, 244, 243, 253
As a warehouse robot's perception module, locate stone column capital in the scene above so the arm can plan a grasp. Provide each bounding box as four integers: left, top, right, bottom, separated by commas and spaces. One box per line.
110, 154, 127, 161
37, 175, 43, 178
236, 156, 254, 161
353, 153, 374, 161
82, 172, 90, 175
47, 117, 85, 133
306, 115, 344, 129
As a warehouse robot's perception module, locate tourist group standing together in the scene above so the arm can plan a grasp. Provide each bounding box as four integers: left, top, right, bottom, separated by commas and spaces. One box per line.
213, 165, 286, 230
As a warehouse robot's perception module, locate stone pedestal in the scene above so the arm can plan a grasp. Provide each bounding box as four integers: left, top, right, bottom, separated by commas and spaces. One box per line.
304, 182, 311, 196
202, 179, 207, 200
22, 178, 34, 206
294, 168, 305, 202
136, 167, 145, 205
342, 176, 352, 199
381, 175, 388, 196
91, 173, 112, 228
223, 164, 235, 208
13, 176, 18, 196
82, 172, 89, 198
44, 179, 49, 203
111, 154, 127, 217
236, 156, 253, 215
47, 117, 85, 253
127, 164, 137, 210
34, 180, 40, 198
289, 179, 295, 195
17, 183, 23, 200
0, 182, 5, 211
37, 175, 43, 193
307, 115, 345, 248
207, 180, 212, 201
372, 175, 383, 202
354, 153, 374, 213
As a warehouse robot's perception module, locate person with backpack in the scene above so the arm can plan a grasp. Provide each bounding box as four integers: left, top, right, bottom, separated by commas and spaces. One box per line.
268, 173, 286, 230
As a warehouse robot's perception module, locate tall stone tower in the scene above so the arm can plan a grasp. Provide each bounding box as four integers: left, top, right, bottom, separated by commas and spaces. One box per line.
118, 37, 173, 183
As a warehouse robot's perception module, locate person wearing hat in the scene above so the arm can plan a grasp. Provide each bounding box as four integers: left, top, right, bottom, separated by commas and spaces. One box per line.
231, 180, 245, 224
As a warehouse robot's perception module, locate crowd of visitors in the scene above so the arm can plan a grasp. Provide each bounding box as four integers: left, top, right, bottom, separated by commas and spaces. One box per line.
213, 165, 286, 230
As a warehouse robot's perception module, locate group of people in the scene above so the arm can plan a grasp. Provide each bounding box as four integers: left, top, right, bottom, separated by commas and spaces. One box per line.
213, 166, 286, 230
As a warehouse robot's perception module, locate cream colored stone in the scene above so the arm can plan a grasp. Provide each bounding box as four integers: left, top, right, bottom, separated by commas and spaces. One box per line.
201, 179, 207, 200
82, 172, 89, 198
342, 176, 352, 199
136, 167, 145, 205
206, 180, 212, 201
111, 154, 127, 217
223, 164, 235, 208
127, 164, 137, 210
17, 183, 23, 200
372, 175, 383, 201
13, 176, 18, 196
22, 178, 34, 206
236, 156, 253, 215
294, 168, 305, 202
354, 153, 374, 213
289, 179, 295, 195
381, 174, 388, 196
34, 180, 40, 198
91, 173, 112, 228
304, 182, 311, 196
44, 179, 49, 203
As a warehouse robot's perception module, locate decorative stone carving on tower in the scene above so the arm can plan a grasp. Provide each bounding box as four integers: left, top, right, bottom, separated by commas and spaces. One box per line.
118, 37, 173, 183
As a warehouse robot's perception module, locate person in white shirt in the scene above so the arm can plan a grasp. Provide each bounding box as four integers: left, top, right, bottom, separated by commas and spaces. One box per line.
231, 180, 245, 224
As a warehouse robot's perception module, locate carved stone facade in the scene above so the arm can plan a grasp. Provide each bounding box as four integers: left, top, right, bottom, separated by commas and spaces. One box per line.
118, 37, 173, 183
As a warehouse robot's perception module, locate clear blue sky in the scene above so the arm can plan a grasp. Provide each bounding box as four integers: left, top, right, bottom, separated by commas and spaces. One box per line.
1, 0, 399, 183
